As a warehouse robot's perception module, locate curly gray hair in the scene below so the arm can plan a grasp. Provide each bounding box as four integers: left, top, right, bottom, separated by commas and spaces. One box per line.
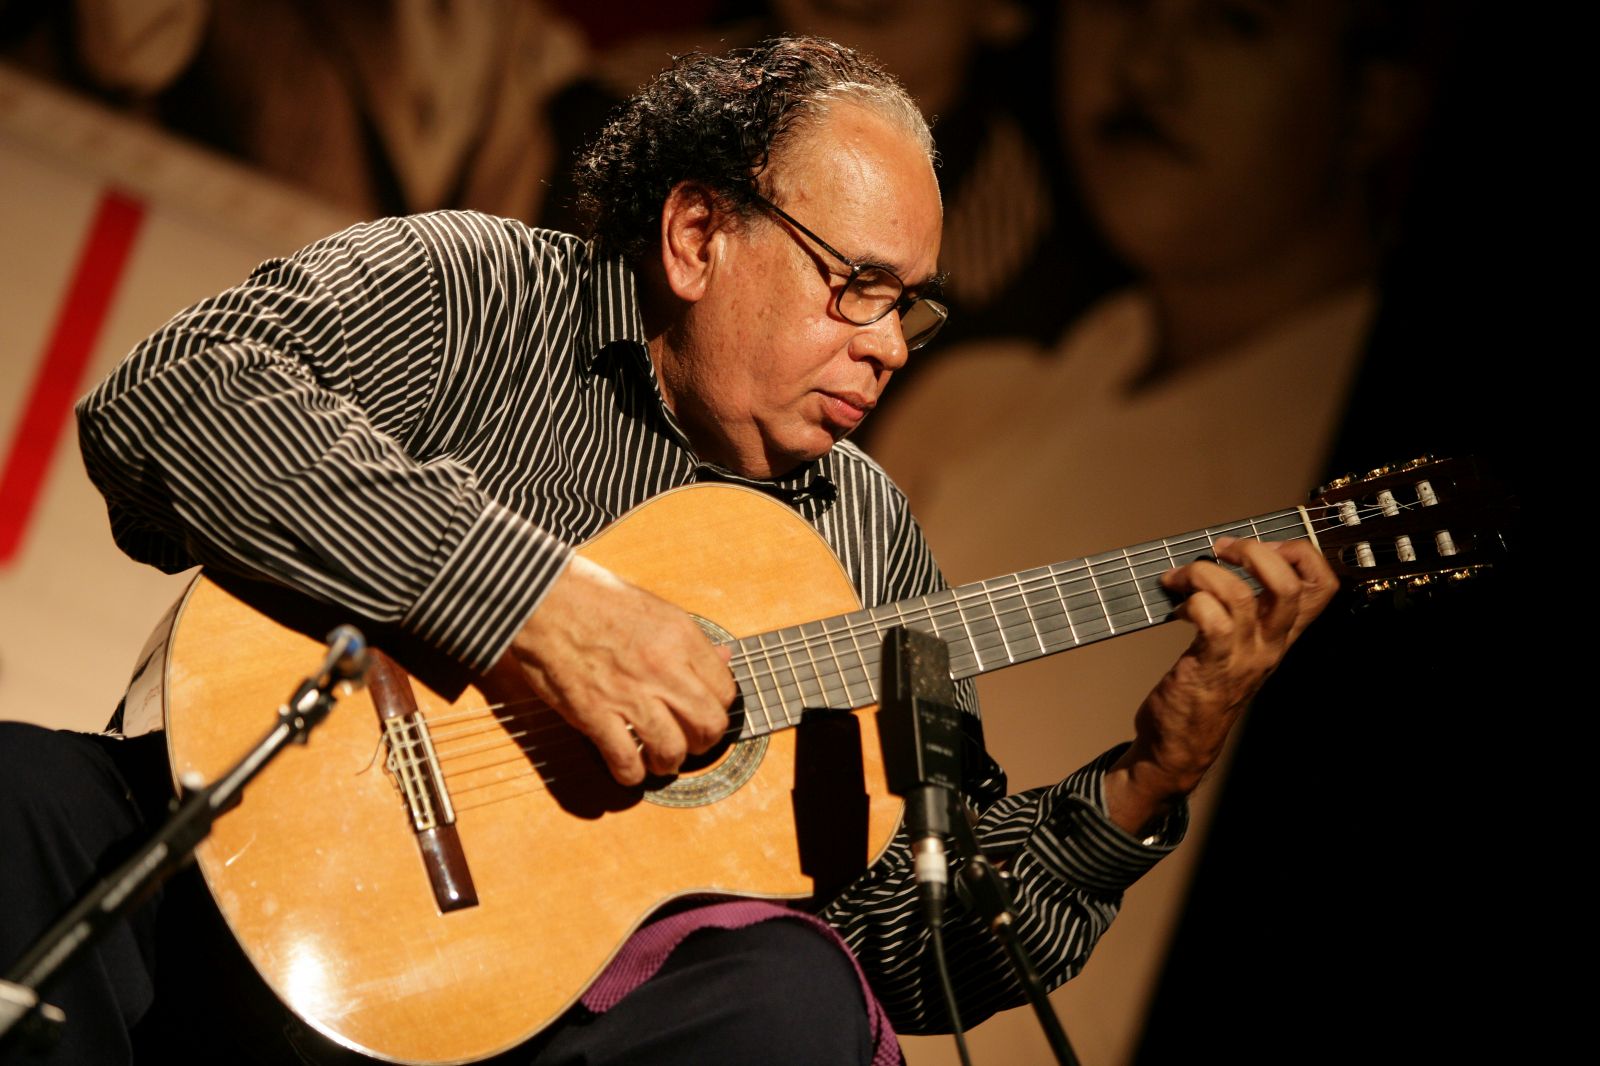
572, 36, 932, 263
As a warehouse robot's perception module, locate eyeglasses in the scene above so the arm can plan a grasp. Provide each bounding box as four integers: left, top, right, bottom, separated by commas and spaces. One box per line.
750, 192, 948, 351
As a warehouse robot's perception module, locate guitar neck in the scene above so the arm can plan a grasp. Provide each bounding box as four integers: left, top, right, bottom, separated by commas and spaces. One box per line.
728, 506, 1313, 739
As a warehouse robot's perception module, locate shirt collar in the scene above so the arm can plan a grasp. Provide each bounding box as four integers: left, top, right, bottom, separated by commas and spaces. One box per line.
577, 241, 837, 513
577, 243, 649, 375
690, 459, 836, 510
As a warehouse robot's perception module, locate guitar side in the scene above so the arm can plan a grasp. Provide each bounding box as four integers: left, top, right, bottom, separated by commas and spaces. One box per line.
164, 484, 903, 1065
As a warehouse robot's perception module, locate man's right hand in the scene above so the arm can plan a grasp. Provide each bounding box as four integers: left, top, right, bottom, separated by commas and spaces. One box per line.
500, 555, 735, 786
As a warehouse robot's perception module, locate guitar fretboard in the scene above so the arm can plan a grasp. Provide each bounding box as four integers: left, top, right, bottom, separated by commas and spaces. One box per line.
727, 507, 1312, 739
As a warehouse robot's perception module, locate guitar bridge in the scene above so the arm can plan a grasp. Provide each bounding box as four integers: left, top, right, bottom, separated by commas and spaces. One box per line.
385, 713, 454, 832
368, 652, 479, 913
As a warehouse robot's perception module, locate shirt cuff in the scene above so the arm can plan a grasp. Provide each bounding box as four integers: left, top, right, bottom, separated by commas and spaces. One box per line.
402, 498, 572, 671
1029, 745, 1189, 896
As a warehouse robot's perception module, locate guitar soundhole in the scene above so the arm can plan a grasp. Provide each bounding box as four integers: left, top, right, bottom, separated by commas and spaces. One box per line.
642, 616, 767, 809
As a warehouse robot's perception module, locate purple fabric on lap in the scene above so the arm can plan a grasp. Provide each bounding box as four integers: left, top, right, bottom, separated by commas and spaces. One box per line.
581, 899, 902, 1066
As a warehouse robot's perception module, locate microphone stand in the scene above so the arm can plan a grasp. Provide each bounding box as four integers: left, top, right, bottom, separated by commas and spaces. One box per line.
878, 625, 1080, 1066
947, 799, 1081, 1066
0, 626, 369, 1053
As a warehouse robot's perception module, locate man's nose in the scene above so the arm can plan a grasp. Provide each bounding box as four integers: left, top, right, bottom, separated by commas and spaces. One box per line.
851, 312, 910, 373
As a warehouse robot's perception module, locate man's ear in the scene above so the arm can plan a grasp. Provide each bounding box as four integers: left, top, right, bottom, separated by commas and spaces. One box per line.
659, 181, 727, 303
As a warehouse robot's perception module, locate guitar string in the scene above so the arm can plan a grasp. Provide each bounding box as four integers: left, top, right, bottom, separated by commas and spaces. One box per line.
699, 496, 1416, 710
722, 502, 1395, 689
403, 500, 1449, 796
433, 510, 1316, 800
415, 509, 1317, 750
415, 515, 1327, 787
419, 492, 1465, 800
457, 498, 1374, 736
444, 582, 1459, 787
417, 503, 1393, 759
419, 559, 1232, 787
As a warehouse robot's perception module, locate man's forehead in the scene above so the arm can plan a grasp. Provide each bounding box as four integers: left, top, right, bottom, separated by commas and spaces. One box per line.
769, 107, 943, 280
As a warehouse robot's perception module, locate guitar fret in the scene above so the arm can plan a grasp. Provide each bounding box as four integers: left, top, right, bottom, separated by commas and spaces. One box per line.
1061, 563, 1114, 645
992, 569, 1043, 659
1123, 537, 1179, 626
1015, 564, 1069, 656
761, 629, 806, 726
787, 622, 827, 713
911, 588, 979, 682
1208, 521, 1269, 593
741, 638, 784, 736
729, 654, 768, 739
978, 580, 1017, 665
1122, 547, 1155, 626
878, 598, 913, 646
1010, 570, 1050, 659
857, 601, 896, 701
1050, 562, 1082, 649
860, 599, 912, 682
796, 620, 830, 708
826, 612, 875, 707
910, 595, 958, 677
1158, 537, 1185, 626
813, 617, 842, 705
1099, 548, 1154, 632
996, 573, 1043, 662
950, 586, 988, 672
1086, 553, 1119, 637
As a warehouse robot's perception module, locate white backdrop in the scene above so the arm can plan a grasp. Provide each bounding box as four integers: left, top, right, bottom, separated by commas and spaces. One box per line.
0, 64, 354, 732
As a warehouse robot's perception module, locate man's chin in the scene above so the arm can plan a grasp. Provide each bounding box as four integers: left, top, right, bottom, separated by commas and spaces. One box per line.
760, 431, 839, 479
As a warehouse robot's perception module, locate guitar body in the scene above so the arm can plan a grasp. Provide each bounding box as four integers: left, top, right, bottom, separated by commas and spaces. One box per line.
164, 484, 903, 1064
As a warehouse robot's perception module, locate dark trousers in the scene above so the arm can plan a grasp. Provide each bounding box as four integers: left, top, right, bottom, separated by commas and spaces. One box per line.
0, 723, 877, 1065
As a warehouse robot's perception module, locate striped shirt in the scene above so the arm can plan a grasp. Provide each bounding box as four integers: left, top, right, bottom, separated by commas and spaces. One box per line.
76, 211, 1182, 1033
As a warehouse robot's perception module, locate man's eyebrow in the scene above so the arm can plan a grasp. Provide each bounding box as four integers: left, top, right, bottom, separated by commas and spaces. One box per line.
853, 250, 944, 291
837, 241, 943, 291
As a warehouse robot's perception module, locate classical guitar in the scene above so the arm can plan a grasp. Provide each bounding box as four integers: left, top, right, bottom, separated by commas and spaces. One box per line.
160, 456, 1507, 1064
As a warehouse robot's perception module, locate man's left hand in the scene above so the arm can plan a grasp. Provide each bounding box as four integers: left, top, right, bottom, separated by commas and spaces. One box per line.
1105, 536, 1339, 836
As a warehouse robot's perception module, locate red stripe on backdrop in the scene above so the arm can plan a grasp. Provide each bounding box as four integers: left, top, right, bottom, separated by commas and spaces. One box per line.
0, 188, 146, 566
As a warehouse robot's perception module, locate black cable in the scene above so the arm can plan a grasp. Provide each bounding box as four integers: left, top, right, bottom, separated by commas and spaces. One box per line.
925, 892, 974, 1066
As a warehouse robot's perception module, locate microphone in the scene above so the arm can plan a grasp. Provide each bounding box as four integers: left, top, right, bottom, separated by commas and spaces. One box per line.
878, 626, 963, 924
316, 625, 371, 689
281, 625, 370, 741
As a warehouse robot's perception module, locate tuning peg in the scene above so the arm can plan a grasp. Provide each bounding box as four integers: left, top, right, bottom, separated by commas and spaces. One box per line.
1316, 472, 1357, 495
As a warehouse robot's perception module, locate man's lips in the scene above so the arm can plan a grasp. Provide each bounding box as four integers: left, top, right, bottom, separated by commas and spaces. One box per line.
819, 391, 874, 430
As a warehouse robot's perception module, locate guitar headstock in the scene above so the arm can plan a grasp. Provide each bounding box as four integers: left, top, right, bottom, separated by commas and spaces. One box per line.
1307, 456, 1514, 601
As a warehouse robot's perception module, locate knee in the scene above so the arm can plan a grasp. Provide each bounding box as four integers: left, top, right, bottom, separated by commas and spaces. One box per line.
699, 920, 877, 1064
0, 723, 139, 841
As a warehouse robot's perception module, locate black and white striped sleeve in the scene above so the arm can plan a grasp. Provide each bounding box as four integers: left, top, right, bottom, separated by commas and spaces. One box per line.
827, 748, 1186, 1033
819, 493, 1189, 1033
76, 214, 572, 671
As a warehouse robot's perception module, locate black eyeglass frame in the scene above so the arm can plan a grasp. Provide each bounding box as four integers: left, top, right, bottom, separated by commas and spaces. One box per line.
748, 191, 948, 351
